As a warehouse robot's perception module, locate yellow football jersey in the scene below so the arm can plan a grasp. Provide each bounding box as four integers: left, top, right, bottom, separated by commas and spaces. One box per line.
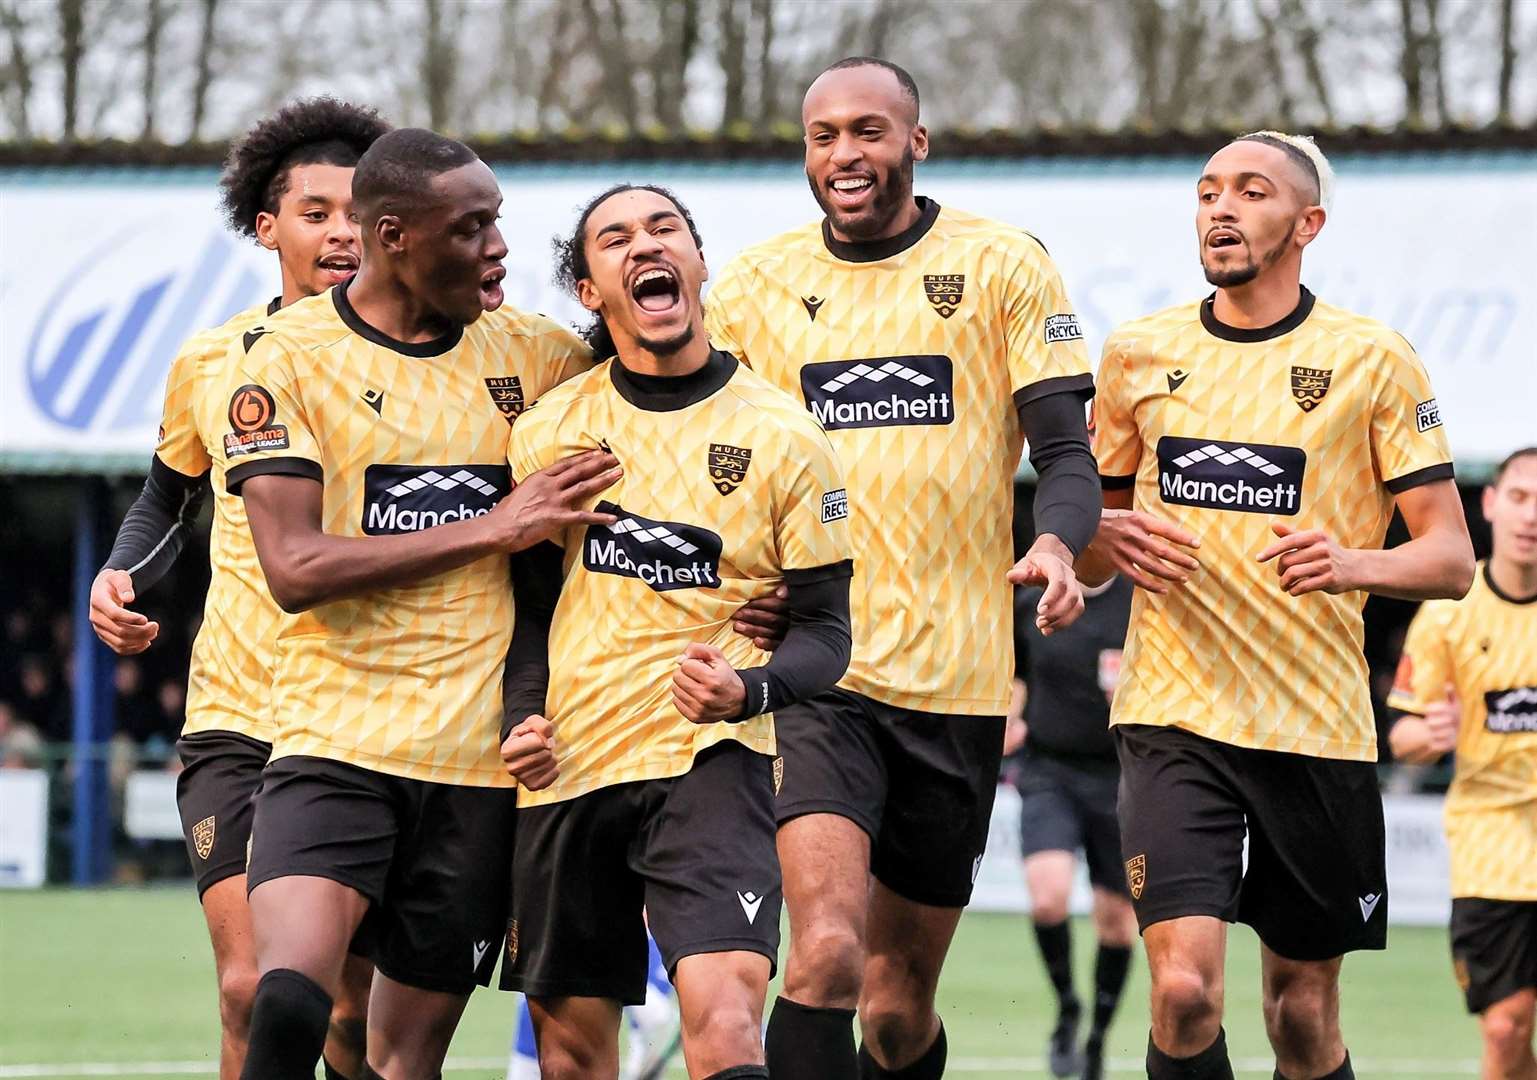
1095, 288, 1455, 761
224, 283, 591, 786
154, 297, 281, 741
1388, 563, 1537, 899
506, 352, 852, 807
704, 199, 1093, 715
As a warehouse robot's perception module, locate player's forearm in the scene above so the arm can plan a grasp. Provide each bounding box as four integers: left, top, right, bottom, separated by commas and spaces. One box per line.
1019, 391, 1101, 559
257, 515, 506, 612
1387, 715, 1441, 764
733, 563, 853, 720
102, 457, 208, 593
1347, 523, 1474, 601
502, 542, 562, 739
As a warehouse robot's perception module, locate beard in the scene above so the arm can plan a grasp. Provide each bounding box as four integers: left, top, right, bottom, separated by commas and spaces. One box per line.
1202, 222, 1294, 288
635, 321, 695, 357
808, 145, 916, 240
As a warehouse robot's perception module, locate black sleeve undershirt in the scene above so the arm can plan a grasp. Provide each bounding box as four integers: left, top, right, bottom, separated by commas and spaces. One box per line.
1015, 388, 1102, 558
733, 560, 854, 721
101, 456, 209, 593
500, 553, 855, 736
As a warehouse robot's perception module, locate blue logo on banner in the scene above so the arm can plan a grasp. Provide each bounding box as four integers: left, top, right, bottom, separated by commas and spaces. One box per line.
24, 225, 267, 433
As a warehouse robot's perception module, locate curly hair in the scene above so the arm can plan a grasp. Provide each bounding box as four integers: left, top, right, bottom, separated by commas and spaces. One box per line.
552, 183, 704, 360
218, 97, 390, 238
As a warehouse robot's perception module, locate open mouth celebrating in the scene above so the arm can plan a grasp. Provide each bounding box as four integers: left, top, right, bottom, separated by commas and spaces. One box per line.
480, 266, 506, 310
317, 252, 359, 284
630, 265, 681, 316
827, 173, 876, 212
1206, 228, 1245, 251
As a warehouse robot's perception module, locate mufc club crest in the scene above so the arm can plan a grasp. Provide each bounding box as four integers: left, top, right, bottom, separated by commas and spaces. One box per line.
1125, 853, 1146, 899
923, 274, 965, 319
1290, 366, 1332, 413
192, 815, 216, 860
485, 377, 526, 424
709, 443, 752, 495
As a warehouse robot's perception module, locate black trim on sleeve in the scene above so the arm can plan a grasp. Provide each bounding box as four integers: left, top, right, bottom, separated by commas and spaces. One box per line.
733, 567, 852, 722
101, 455, 209, 592
1199, 286, 1316, 343
332, 279, 463, 358
821, 197, 940, 263
783, 559, 854, 588
1013, 372, 1095, 410
226, 457, 323, 495
1384, 461, 1455, 495
1100, 474, 1137, 490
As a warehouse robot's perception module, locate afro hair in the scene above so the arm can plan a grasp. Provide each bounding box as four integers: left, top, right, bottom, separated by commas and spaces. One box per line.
219, 96, 390, 239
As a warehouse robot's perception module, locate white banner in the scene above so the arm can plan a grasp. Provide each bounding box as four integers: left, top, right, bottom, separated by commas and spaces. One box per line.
2, 158, 1532, 467
0, 769, 50, 888
974, 785, 1452, 927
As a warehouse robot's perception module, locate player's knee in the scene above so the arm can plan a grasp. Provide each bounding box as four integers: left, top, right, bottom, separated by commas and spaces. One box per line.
682, 994, 764, 1066
1151, 967, 1221, 1035
536, 1036, 616, 1080
1262, 976, 1336, 1057
1031, 894, 1071, 925
326, 1012, 367, 1068
217, 965, 261, 1039
1483, 1007, 1536, 1067
787, 922, 865, 1006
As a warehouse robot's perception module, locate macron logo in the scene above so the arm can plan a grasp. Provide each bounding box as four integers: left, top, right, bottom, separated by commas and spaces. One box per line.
1359, 893, 1381, 922
472, 939, 490, 969
737, 890, 765, 925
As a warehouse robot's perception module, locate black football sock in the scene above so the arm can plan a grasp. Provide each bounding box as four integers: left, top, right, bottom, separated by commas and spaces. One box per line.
857, 1021, 947, 1079
1275, 1050, 1354, 1080
765, 996, 857, 1080
1146, 1027, 1235, 1080
1034, 919, 1080, 1017
1089, 943, 1134, 1042
239, 969, 332, 1080
704, 1068, 770, 1080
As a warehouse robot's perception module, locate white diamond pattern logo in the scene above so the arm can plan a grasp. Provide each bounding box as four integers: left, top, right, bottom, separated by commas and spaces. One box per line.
611, 519, 699, 556
1171, 443, 1285, 477
387, 469, 500, 498
820, 360, 935, 394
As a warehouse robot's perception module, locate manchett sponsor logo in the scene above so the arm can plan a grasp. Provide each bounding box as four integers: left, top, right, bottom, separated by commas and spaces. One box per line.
1156, 436, 1306, 515
584, 502, 724, 592
800, 355, 954, 430
1485, 686, 1537, 733
362, 465, 509, 535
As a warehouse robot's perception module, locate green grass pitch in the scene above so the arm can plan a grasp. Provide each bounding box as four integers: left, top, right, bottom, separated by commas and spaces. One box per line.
0, 887, 1477, 1077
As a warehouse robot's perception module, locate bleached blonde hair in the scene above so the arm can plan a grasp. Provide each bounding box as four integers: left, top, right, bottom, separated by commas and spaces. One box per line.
1239, 130, 1335, 213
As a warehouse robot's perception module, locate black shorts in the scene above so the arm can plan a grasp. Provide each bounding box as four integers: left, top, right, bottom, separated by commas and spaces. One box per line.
176, 731, 271, 898
1114, 723, 1387, 961
503, 741, 779, 1006
1014, 749, 1128, 896
1450, 898, 1537, 1014
246, 755, 517, 996
775, 687, 1004, 908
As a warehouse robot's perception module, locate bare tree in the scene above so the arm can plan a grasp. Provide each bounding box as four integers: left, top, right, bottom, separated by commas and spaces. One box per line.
1253, 0, 1298, 124
189, 0, 220, 141
652, 0, 698, 132
1424, 0, 1448, 123
1284, 0, 1336, 126
140, 0, 167, 141
1129, 0, 1166, 125
1496, 0, 1516, 122
422, 0, 458, 130
753, 0, 776, 125
0, 0, 36, 137
58, 0, 84, 141
718, 0, 749, 130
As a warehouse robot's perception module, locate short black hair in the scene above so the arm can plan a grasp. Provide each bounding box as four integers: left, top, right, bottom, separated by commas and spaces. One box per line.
817, 56, 920, 118
351, 128, 480, 226
1235, 133, 1322, 205
218, 97, 389, 238
553, 183, 703, 360
1494, 446, 1537, 485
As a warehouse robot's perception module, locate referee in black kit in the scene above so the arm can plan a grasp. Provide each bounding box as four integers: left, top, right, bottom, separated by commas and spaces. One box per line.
1004, 574, 1137, 1080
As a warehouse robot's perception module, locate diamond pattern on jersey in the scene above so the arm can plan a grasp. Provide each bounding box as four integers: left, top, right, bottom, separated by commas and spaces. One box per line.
385, 469, 502, 498
819, 360, 936, 392
1171, 443, 1286, 476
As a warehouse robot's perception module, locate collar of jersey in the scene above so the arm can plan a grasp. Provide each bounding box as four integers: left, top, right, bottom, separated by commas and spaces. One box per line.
609, 348, 738, 412
1485, 561, 1537, 605
1199, 285, 1316, 343
821, 196, 941, 263
331, 279, 464, 358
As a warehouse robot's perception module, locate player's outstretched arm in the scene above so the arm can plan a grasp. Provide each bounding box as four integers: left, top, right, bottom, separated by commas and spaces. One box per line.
1075, 488, 1202, 593
90, 457, 210, 654
500, 541, 562, 789
239, 451, 620, 612
1256, 479, 1474, 601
